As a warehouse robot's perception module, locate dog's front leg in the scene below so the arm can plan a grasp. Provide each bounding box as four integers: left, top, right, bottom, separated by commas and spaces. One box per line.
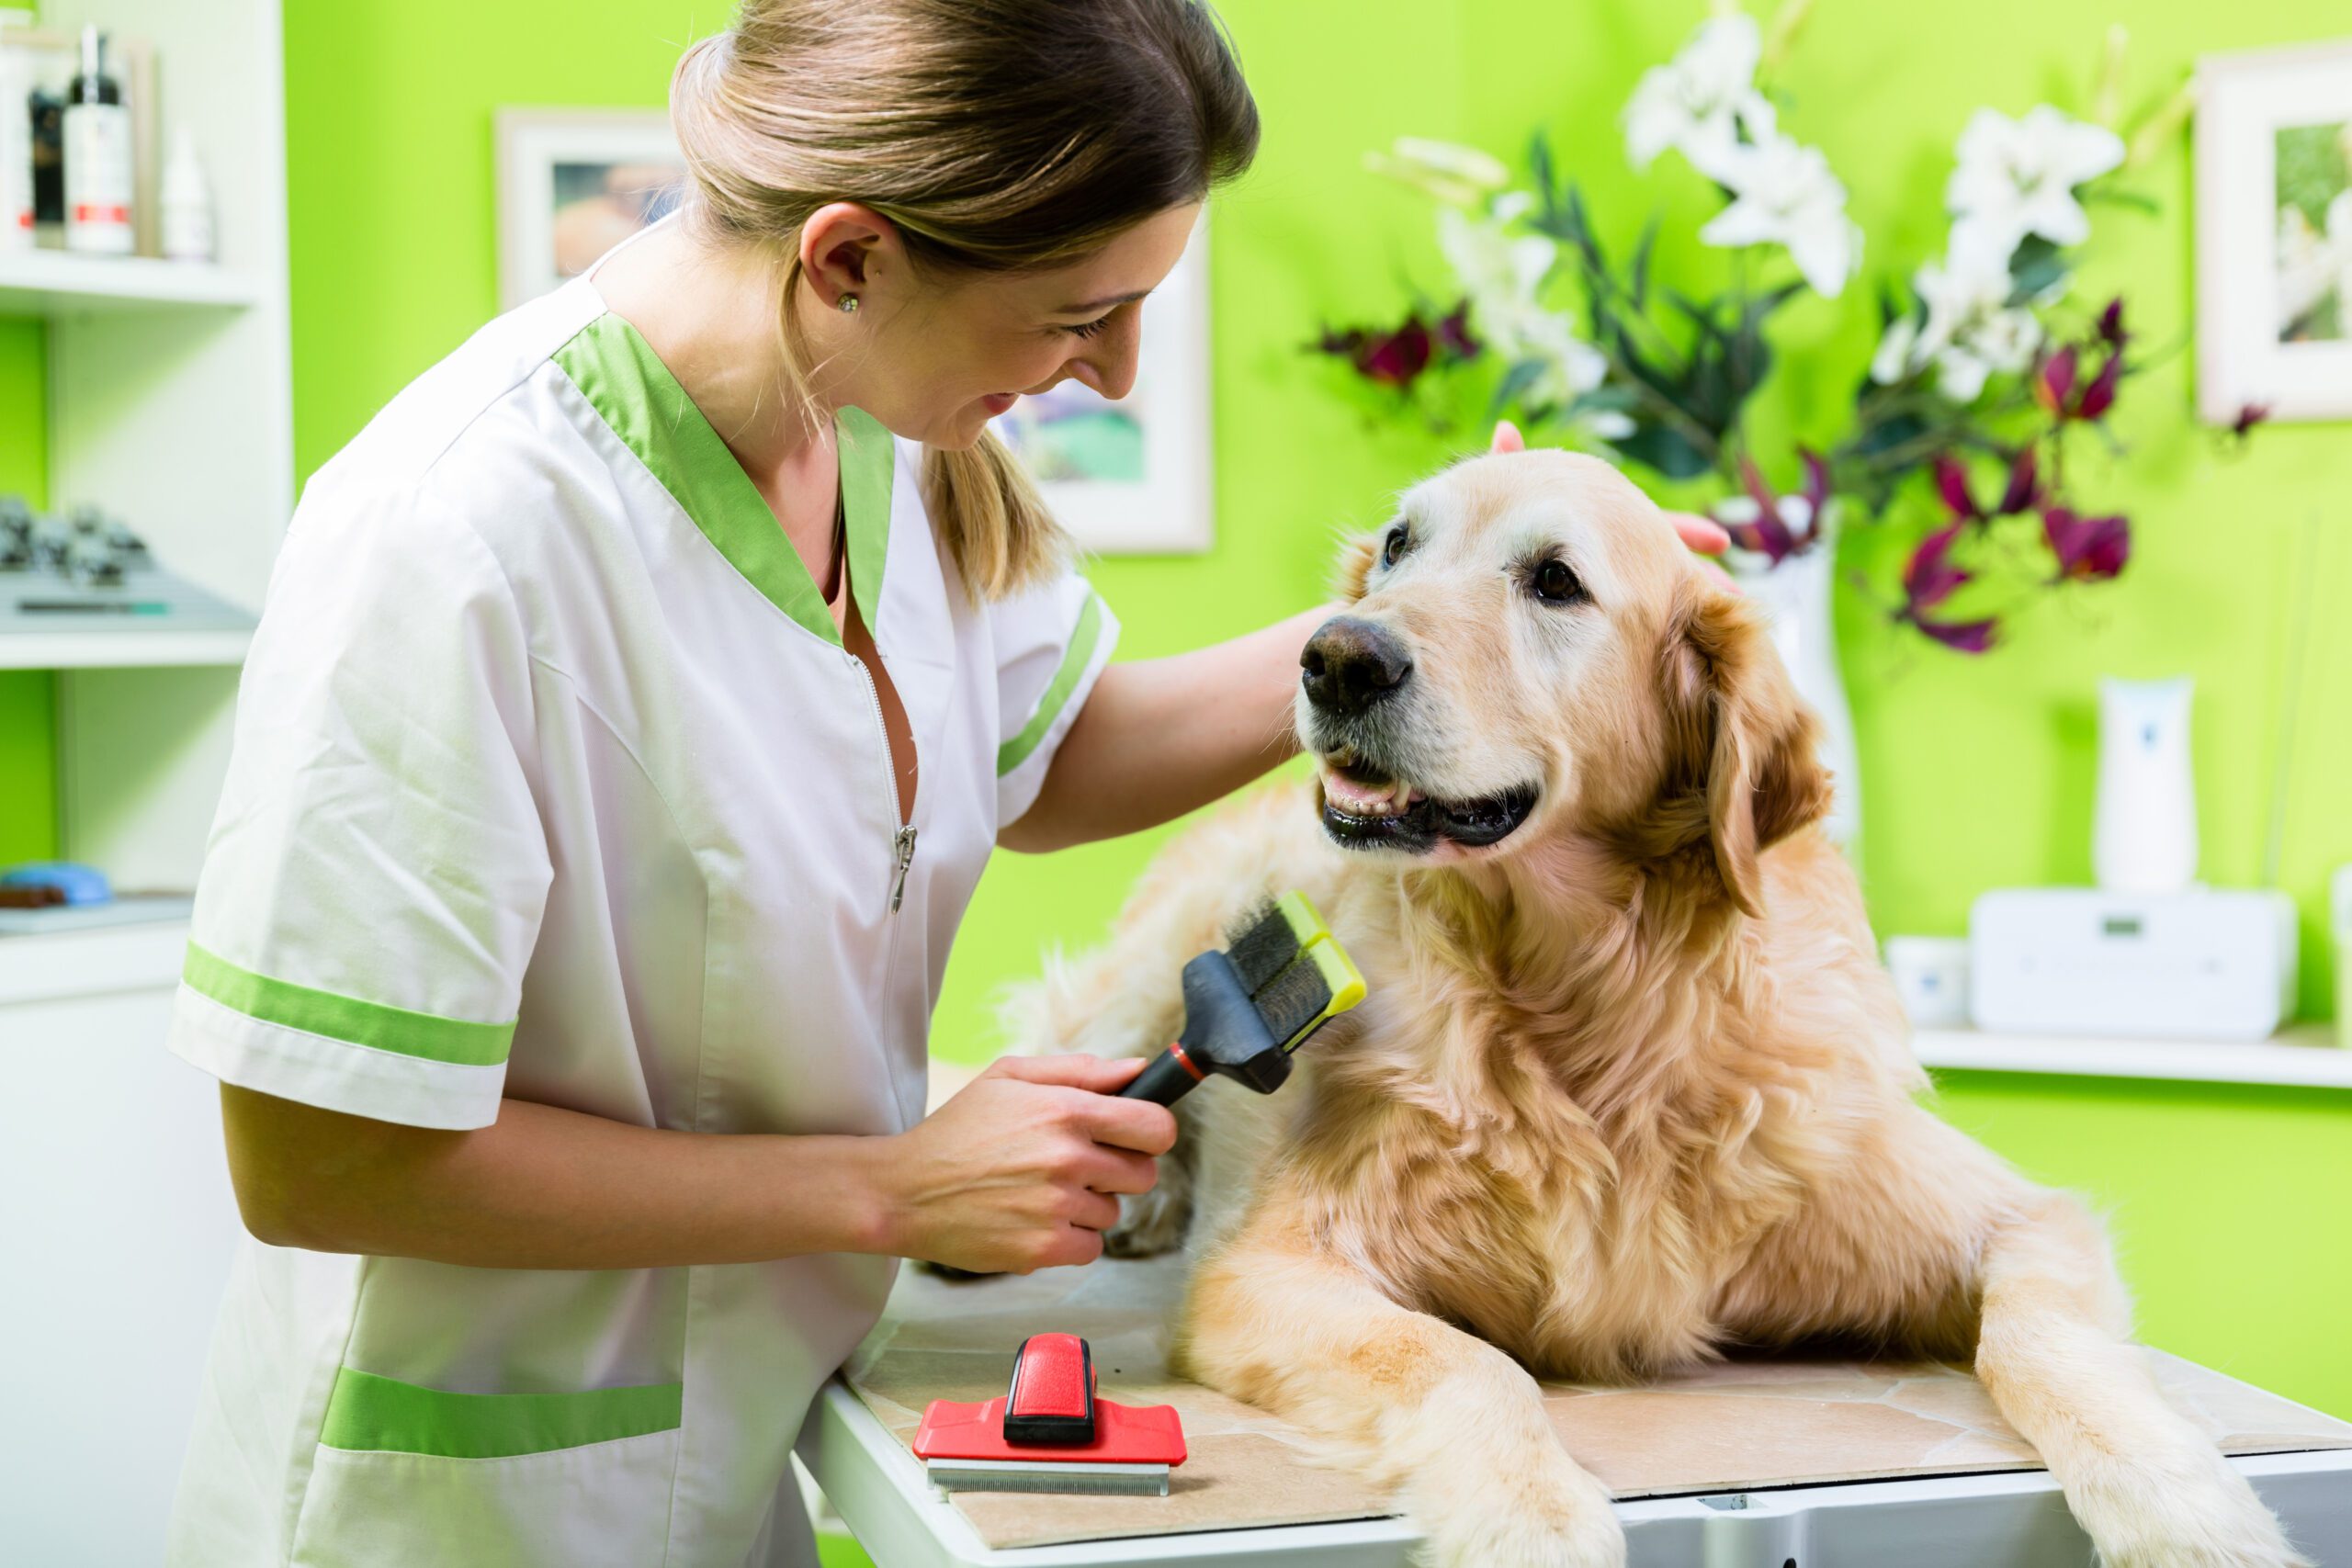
1182, 1208, 1621, 1568
1974, 1191, 2308, 1568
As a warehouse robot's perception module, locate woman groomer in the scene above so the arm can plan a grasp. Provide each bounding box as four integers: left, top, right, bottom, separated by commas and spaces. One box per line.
165, 4, 1721, 1562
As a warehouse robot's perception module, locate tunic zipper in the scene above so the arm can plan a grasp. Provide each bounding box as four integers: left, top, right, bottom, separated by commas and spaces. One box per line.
850, 648, 917, 913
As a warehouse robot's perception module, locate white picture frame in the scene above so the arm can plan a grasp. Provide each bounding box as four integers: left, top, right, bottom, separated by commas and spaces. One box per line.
2194, 41, 2352, 423
994, 216, 1215, 555
495, 108, 689, 310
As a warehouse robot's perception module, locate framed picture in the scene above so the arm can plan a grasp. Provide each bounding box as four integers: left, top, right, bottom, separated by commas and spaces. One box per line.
495, 108, 689, 310
994, 217, 1214, 555
2195, 41, 2352, 423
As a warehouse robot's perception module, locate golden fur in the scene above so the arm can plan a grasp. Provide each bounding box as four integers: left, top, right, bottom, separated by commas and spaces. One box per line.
1005, 450, 2306, 1567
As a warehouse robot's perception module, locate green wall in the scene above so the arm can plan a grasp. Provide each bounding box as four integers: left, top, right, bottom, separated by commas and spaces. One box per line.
0, 316, 54, 864
5, 0, 2326, 1440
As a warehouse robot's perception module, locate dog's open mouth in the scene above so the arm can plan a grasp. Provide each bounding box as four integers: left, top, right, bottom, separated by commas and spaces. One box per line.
1316, 753, 1538, 853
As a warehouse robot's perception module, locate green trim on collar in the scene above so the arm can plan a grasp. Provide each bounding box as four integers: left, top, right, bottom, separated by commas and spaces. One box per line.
998, 592, 1107, 777
182, 942, 513, 1067
552, 313, 895, 648
320, 1366, 683, 1459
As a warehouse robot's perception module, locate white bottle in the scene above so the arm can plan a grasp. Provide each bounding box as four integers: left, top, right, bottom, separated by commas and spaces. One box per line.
2092, 676, 2198, 895
0, 9, 33, 252
161, 127, 214, 264
63, 25, 133, 256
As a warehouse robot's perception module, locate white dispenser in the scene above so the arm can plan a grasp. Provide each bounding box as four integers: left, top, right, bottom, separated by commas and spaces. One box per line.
2092, 676, 2198, 895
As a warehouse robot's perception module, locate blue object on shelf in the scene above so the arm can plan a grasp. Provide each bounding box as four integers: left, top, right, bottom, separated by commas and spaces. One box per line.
1, 861, 113, 905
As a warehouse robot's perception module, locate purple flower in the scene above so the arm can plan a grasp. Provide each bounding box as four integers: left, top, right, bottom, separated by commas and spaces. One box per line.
1723, 449, 1832, 565
2033, 345, 2078, 413
2097, 297, 2130, 349
1897, 522, 1998, 653
1916, 615, 1999, 653
1903, 521, 1973, 613
1357, 318, 1434, 388
2074, 352, 2121, 421
2043, 506, 2130, 582
1434, 299, 1480, 362
2231, 401, 2272, 438
1934, 448, 2040, 524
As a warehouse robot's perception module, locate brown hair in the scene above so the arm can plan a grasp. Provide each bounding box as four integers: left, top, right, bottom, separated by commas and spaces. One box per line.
672, 0, 1260, 599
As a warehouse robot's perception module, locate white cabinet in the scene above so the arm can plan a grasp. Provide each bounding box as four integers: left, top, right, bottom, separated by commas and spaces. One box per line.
0, 922, 243, 1564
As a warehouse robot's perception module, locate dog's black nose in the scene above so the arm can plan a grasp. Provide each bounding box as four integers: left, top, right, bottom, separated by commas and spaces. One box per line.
1302, 616, 1413, 715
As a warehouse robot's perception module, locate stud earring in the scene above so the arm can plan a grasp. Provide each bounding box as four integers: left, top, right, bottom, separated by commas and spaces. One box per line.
838, 293, 859, 314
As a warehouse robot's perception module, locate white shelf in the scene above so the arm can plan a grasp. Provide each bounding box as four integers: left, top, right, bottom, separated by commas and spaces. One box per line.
1915, 1024, 2352, 1089
0, 628, 250, 670
0, 252, 260, 314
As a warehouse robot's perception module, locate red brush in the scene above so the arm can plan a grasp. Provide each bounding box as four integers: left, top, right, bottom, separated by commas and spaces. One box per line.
913, 1333, 1187, 1495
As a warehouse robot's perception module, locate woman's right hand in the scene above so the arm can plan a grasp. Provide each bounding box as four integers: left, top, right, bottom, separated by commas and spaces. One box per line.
876, 1055, 1178, 1273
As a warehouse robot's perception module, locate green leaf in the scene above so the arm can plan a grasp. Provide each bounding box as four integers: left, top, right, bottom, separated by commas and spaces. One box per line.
2081, 185, 2161, 216
1665, 289, 1727, 344
1613, 420, 1713, 479
2007, 235, 2067, 304
1629, 215, 1659, 310
1489, 357, 1548, 415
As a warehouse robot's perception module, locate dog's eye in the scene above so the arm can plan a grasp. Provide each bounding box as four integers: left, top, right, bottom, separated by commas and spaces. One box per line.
1380, 525, 1409, 570
1532, 558, 1584, 604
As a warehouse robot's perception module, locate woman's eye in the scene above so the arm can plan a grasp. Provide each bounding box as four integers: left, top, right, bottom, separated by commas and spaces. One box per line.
1063, 315, 1112, 340
1381, 525, 1409, 568
1532, 559, 1583, 604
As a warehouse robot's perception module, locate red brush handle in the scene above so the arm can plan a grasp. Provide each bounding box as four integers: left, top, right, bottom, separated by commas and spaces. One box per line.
1004, 1333, 1096, 1445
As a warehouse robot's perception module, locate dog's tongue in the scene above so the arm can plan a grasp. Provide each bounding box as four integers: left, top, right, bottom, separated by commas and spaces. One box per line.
1321, 764, 1422, 818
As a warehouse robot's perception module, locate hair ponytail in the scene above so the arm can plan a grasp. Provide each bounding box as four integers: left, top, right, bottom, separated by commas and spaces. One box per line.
922, 433, 1069, 601
669, 0, 1258, 601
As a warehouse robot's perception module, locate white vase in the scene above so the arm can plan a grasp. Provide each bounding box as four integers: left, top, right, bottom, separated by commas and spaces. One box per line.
1732, 536, 1860, 849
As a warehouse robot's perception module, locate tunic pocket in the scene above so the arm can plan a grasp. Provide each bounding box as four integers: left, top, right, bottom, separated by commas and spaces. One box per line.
288, 1368, 683, 1567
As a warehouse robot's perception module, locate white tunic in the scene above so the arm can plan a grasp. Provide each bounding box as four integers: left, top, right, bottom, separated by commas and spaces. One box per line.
163, 275, 1115, 1566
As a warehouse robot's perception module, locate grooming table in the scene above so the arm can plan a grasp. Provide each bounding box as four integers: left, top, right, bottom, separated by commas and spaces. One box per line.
797, 1256, 2352, 1568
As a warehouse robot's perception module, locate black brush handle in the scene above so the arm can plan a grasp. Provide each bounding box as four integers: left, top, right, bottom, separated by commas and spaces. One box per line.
1118, 1045, 1206, 1105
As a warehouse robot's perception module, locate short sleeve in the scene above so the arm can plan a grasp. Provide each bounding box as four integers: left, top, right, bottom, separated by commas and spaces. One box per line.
989, 570, 1119, 829
166, 481, 552, 1131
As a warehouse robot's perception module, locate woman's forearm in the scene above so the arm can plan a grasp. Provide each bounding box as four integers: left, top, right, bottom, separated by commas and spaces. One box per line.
221, 1084, 898, 1269
1003, 605, 1327, 852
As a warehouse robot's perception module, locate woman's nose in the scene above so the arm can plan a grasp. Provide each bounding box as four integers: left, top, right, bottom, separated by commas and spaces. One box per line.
1068, 312, 1143, 401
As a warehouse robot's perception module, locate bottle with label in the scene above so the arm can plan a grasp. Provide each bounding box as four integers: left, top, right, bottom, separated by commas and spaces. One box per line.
63, 25, 132, 255
161, 127, 214, 264
0, 9, 34, 251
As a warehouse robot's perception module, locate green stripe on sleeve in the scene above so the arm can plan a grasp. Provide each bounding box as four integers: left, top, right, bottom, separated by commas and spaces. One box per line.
320, 1366, 683, 1459
997, 592, 1107, 777
181, 942, 514, 1067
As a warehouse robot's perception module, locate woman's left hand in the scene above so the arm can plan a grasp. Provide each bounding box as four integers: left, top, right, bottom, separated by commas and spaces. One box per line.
1488, 420, 1731, 559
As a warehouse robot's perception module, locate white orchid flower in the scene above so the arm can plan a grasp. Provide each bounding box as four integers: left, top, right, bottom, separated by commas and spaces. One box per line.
1699, 134, 1860, 298
1946, 105, 2125, 254
1364, 137, 1514, 209
1624, 13, 1779, 185
1877, 229, 2042, 399
1436, 206, 1557, 316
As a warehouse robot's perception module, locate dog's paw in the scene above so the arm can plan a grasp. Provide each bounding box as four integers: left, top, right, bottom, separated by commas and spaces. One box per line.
1408, 1452, 1623, 1568
2071, 1441, 2310, 1568
1102, 1163, 1193, 1258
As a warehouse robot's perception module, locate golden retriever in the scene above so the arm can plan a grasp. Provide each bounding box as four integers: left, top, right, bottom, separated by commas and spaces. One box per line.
1006, 447, 2305, 1567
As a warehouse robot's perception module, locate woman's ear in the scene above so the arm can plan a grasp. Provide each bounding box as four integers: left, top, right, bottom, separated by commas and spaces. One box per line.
797, 201, 899, 308
1662, 578, 1832, 916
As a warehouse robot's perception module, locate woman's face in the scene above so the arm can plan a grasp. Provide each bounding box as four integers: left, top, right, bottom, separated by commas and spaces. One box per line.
863, 203, 1201, 449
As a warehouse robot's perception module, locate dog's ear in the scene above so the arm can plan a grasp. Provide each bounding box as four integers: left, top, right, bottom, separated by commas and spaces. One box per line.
1660, 577, 1832, 917
1332, 533, 1380, 603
